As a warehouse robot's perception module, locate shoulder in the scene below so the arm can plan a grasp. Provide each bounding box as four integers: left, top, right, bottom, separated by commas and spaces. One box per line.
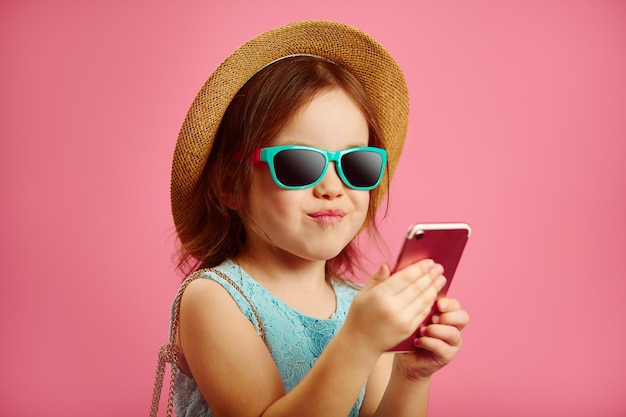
178, 265, 250, 319
177, 264, 265, 338
179, 262, 247, 303
176, 267, 267, 365
180, 274, 232, 308
178, 274, 245, 338
175, 268, 284, 416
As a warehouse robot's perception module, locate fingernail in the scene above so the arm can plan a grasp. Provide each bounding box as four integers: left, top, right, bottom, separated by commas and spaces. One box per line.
437, 275, 447, 286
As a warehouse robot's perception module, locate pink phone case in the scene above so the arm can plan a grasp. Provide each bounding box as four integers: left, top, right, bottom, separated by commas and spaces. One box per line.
387, 223, 471, 352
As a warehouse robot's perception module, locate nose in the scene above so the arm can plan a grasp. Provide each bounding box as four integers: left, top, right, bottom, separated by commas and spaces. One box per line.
313, 162, 344, 200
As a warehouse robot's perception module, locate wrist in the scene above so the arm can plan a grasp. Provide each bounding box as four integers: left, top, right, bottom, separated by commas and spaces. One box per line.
375, 360, 432, 416
397, 370, 432, 385
333, 326, 382, 366
392, 357, 434, 385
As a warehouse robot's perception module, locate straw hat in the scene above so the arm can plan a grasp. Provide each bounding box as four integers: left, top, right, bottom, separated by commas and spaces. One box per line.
171, 20, 409, 236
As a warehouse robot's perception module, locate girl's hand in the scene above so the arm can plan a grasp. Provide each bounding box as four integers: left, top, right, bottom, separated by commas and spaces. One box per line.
395, 298, 469, 380
343, 260, 447, 355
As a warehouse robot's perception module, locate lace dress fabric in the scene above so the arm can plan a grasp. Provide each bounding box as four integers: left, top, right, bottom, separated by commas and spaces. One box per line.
173, 260, 365, 417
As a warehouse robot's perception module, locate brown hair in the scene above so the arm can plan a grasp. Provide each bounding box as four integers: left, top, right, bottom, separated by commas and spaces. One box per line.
175, 55, 388, 281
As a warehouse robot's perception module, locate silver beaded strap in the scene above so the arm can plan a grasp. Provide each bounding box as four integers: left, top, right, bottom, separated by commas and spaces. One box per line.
149, 268, 266, 417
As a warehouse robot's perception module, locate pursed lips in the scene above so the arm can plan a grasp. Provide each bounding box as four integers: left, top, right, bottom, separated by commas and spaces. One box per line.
308, 209, 346, 224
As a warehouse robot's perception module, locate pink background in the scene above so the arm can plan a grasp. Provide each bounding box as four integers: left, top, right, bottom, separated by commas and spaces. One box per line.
1, 1, 625, 416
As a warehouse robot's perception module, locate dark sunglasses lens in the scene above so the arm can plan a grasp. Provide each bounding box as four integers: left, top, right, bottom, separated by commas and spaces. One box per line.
341, 151, 383, 188
274, 149, 326, 187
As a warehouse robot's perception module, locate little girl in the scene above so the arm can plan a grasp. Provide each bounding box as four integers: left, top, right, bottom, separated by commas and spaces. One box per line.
152, 20, 469, 417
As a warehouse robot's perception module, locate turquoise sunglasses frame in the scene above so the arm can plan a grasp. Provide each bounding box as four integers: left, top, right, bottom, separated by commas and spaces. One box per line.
252, 145, 387, 190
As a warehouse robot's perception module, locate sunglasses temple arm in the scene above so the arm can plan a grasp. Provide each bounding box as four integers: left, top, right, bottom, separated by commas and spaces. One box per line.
251, 149, 263, 163
234, 149, 263, 163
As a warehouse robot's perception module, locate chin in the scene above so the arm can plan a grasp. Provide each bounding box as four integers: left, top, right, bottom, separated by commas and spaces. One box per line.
310, 247, 345, 262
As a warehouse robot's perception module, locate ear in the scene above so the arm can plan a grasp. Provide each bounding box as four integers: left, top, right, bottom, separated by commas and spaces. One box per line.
222, 191, 239, 210
218, 173, 240, 210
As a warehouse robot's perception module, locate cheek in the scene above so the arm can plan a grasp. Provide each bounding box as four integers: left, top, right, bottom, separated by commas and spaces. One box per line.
356, 191, 371, 213
358, 192, 375, 230
248, 173, 297, 217
350, 191, 371, 226
252, 164, 274, 187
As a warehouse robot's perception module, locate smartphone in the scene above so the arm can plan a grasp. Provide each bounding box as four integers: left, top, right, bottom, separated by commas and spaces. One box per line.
387, 222, 471, 352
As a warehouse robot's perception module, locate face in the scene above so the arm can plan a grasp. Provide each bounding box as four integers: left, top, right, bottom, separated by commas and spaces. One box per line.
242, 88, 371, 264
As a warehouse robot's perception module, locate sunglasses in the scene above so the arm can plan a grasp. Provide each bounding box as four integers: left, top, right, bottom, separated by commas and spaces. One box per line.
251, 145, 387, 190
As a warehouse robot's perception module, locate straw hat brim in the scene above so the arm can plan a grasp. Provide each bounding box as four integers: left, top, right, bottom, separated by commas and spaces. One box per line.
171, 20, 409, 236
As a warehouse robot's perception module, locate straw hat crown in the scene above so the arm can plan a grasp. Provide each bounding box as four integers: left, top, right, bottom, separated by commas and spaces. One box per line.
171, 20, 409, 237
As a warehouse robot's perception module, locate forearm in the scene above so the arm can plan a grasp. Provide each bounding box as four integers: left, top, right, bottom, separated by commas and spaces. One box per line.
262, 329, 380, 417
373, 371, 431, 417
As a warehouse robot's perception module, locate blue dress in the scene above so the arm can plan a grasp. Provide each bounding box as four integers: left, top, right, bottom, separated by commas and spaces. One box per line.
174, 260, 365, 417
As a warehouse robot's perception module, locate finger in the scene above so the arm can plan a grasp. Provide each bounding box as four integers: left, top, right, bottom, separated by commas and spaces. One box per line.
398, 258, 438, 283
363, 263, 392, 289
413, 335, 458, 361
402, 274, 447, 327
436, 298, 461, 313
372, 263, 391, 283
411, 258, 438, 275
420, 324, 463, 347
384, 259, 438, 295
402, 262, 444, 297
431, 309, 470, 331
408, 264, 446, 302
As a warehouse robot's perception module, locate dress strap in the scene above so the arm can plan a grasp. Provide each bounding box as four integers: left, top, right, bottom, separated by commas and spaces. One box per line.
149, 268, 266, 417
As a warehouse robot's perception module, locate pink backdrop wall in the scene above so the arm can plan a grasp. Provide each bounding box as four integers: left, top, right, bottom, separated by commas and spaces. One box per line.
1, 1, 624, 416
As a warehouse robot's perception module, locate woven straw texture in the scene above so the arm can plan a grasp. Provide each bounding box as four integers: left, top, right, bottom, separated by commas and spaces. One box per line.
171, 20, 409, 238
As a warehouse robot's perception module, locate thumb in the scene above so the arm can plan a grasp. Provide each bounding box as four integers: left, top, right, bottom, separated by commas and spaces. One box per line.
367, 263, 392, 287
